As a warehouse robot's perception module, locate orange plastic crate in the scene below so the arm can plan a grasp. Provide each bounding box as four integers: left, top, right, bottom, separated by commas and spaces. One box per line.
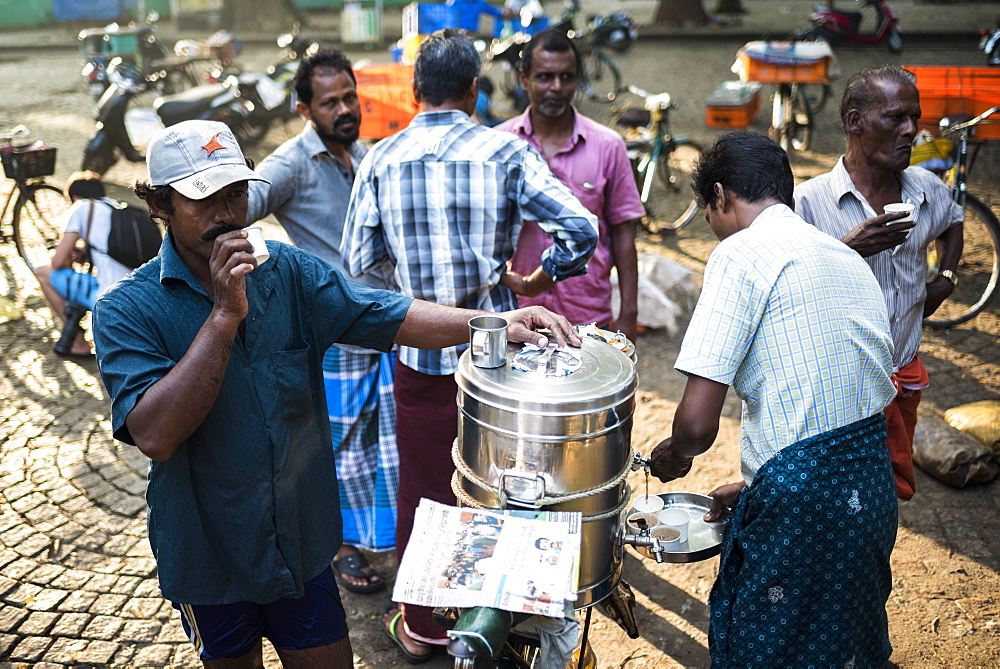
354, 64, 419, 140
905, 66, 1000, 140
706, 92, 761, 128
739, 53, 830, 85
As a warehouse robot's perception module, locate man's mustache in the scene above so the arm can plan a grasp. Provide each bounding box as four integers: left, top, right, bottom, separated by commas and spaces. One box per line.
334, 112, 360, 127
201, 224, 245, 242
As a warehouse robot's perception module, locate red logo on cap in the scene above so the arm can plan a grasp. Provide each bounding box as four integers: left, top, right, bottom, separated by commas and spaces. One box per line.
202, 133, 226, 157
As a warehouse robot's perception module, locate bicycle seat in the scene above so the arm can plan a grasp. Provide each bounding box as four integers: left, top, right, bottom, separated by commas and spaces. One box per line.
615, 107, 650, 128
154, 83, 227, 126
644, 93, 672, 111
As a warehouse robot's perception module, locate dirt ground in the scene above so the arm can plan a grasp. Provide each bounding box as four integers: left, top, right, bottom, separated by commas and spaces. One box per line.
0, 35, 998, 667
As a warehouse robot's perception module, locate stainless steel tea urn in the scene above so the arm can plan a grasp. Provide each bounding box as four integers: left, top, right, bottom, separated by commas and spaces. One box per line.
452, 337, 637, 608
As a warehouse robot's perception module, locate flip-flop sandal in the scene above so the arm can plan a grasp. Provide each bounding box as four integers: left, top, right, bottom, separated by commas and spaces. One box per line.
333, 552, 385, 594
383, 607, 433, 665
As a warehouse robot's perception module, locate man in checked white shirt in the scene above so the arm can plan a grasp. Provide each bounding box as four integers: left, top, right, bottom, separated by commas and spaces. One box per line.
341, 29, 597, 662
649, 131, 898, 666
795, 65, 964, 501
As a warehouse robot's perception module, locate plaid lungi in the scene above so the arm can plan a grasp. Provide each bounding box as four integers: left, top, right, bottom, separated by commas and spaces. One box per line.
709, 413, 897, 667
323, 346, 398, 552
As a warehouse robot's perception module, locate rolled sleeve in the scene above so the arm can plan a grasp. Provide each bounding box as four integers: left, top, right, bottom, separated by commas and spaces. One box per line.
517, 147, 598, 281
604, 139, 646, 226
93, 292, 178, 446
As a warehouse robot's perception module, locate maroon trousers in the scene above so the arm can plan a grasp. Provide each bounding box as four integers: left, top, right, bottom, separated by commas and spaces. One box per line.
394, 361, 458, 642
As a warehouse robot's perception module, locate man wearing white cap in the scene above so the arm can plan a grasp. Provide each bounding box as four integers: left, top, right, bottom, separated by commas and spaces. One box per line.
91, 119, 581, 667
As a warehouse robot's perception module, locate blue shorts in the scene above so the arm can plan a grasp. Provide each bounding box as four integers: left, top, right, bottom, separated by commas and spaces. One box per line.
50, 268, 99, 311
172, 566, 349, 661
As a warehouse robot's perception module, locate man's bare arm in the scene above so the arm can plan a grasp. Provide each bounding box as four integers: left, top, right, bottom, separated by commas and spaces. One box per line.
924, 223, 963, 317
609, 219, 639, 342
125, 232, 255, 462
649, 375, 729, 482
393, 301, 582, 351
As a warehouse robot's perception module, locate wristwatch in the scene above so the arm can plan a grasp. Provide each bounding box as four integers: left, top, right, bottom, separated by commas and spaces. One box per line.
940, 269, 959, 287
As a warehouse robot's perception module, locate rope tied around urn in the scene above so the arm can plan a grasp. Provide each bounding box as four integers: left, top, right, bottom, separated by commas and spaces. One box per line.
449, 440, 633, 522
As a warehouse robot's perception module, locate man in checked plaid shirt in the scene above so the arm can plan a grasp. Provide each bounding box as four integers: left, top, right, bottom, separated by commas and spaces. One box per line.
341, 29, 598, 663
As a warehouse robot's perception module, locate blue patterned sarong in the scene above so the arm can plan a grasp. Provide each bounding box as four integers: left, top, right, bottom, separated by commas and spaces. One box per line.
709, 413, 897, 667
323, 346, 398, 552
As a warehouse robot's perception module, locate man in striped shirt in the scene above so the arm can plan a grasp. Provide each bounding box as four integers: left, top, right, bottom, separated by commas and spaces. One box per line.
795, 65, 964, 501
341, 29, 597, 662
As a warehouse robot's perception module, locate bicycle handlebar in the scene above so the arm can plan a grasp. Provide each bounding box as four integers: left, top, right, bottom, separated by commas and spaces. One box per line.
940, 106, 1000, 137
626, 85, 673, 110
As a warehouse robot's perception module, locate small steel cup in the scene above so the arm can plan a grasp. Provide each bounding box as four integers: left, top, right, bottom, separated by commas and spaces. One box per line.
469, 316, 508, 368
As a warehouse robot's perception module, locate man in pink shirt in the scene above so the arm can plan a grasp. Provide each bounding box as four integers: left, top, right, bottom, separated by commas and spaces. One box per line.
498, 29, 644, 341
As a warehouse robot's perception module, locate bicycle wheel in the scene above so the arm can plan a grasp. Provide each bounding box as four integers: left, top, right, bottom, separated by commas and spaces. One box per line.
801, 83, 831, 115
160, 66, 198, 95
583, 50, 621, 104
924, 193, 1000, 327
13, 183, 65, 274
641, 140, 703, 234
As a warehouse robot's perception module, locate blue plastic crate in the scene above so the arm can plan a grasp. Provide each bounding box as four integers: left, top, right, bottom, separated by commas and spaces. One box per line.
403, 3, 459, 35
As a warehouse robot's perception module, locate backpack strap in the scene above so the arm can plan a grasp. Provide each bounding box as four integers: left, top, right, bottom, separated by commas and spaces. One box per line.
79, 200, 96, 275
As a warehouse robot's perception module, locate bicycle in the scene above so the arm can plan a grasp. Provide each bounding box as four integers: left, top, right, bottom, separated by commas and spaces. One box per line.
0, 125, 65, 275
480, 0, 633, 115
612, 86, 703, 234
557, 1, 634, 104
736, 39, 834, 152
919, 107, 1000, 328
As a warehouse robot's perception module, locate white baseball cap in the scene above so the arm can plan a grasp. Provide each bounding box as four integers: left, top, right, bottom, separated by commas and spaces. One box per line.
146, 120, 268, 200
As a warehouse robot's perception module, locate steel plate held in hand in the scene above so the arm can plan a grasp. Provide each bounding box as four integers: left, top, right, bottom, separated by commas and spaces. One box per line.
627, 491, 725, 563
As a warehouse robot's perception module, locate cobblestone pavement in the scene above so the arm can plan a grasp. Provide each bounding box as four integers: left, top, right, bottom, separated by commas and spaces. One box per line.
0, 254, 202, 666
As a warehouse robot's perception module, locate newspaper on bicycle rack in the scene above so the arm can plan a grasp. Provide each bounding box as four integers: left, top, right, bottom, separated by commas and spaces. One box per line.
392, 499, 582, 618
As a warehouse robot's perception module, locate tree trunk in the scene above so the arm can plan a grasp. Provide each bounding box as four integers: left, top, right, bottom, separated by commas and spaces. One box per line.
220, 0, 303, 33
653, 0, 711, 27
714, 0, 746, 15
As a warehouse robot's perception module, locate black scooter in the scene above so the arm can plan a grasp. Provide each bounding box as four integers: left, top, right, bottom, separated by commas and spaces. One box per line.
81, 58, 252, 175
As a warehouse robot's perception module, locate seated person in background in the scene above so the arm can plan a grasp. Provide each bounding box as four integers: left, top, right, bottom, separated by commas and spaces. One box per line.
35, 171, 131, 357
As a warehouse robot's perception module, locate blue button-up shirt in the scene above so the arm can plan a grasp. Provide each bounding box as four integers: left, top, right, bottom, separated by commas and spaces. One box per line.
93, 234, 412, 605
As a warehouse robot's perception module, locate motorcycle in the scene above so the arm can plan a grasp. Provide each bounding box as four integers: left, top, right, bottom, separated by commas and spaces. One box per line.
228, 26, 321, 143
479, 0, 636, 121
803, 0, 902, 53
979, 20, 1000, 65
81, 59, 252, 174
77, 11, 200, 101
81, 28, 305, 175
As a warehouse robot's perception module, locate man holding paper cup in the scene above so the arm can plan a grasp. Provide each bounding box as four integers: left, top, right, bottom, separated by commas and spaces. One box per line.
91, 119, 582, 667
795, 65, 964, 501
